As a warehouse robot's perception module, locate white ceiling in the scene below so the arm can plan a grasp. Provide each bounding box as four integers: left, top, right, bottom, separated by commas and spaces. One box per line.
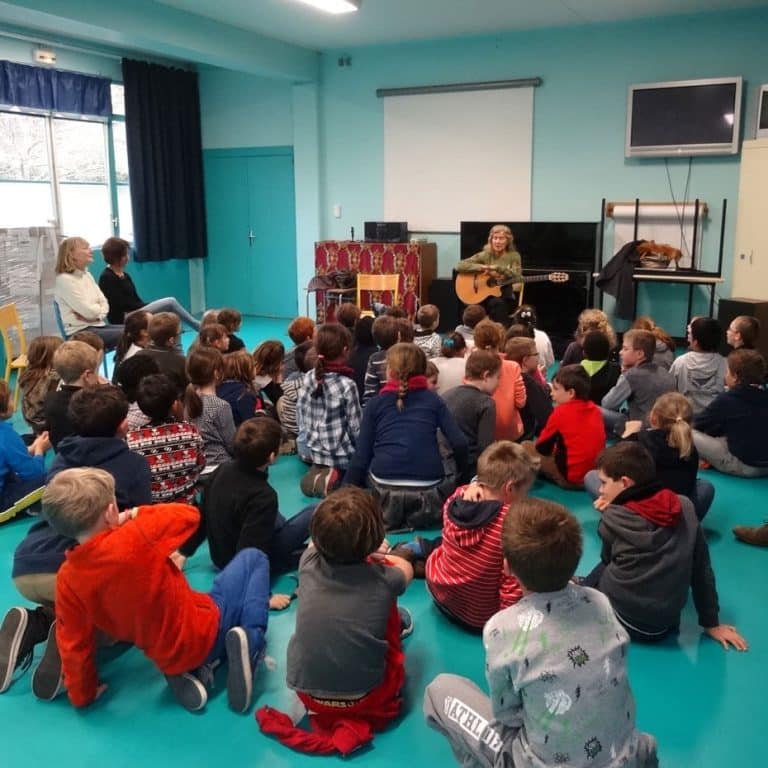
155, 0, 768, 50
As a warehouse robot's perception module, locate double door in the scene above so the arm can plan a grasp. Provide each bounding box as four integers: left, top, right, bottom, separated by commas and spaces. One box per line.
204, 149, 297, 317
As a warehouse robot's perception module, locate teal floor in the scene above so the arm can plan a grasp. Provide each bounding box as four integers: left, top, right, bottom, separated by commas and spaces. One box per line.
1, 316, 766, 767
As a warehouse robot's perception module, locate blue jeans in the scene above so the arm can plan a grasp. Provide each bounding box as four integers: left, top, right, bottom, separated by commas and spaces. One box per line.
583, 469, 715, 521
83, 324, 124, 350
600, 407, 627, 438
270, 506, 314, 573
207, 548, 270, 664
137, 297, 201, 331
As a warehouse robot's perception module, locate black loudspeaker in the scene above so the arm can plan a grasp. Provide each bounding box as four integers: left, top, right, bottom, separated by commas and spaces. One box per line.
428, 277, 462, 333
364, 221, 409, 243
717, 298, 768, 359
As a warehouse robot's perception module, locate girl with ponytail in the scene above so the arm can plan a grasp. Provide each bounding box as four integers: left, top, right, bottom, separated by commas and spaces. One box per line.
296, 324, 361, 497
345, 342, 468, 528
585, 391, 714, 520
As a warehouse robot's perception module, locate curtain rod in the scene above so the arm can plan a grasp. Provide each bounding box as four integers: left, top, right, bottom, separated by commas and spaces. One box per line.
376, 77, 542, 98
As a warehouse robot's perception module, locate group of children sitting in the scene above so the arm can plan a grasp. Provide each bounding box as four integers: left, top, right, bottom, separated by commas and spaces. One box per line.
0, 296, 764, 766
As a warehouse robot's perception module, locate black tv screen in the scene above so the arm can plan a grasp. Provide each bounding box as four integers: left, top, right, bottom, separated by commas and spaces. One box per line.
626, 77, 742, 157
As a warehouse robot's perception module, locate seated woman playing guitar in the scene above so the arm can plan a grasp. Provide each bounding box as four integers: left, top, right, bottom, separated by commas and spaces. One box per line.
455, 224, 521, 325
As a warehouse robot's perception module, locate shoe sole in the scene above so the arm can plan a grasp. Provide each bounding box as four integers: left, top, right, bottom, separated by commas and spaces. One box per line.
0, 608, 27, 693
225, 627, 252, 714
165, 673, 207, 712
31, 622, 62, 701
399, 607, 415, 639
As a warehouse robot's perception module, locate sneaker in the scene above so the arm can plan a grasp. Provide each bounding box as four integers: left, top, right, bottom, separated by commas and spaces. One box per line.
399, 606, 414, 639
31, 621, 63, 701
165, 670, 209, 712
300, 465, 325, 498
733, 523, 768, 547
0, 608, 34, 693
225, 627, 253, 714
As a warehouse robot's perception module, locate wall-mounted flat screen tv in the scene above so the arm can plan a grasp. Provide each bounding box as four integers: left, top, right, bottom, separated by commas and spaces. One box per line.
626, 77, 742, 158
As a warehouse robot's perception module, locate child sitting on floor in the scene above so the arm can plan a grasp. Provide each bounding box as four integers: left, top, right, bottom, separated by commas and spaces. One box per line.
217, 308, 246, 353
256, 487, 413, 756
363, 315, 402, 404
198, 417, 312, 585
184, 347, 236, 472
584, 442, 748, 650
41, 467, 270, 713
454, 304, 486, 349
126, 373, 206, 505
441, 349, 500, 484
283, 316, 315, 379
526, 364, 605, 489
580, 330, 620, 405
585, 392, 715, 520
0, 380, 49, 517
135, 312, 187, 394
504, 336, 552, 439
43, 340, 100, 450
601, 329, 675, 437
217, 350, 268, 427
297, 324, 361, 497
424, 497, 659, 768
413, 304, 442, 359
252, 340, 285, 414
473, 320, 527, 441
670, 316, 726, 414
693, 349, 768, 476
424, 441, 539, 631
111, 309, 151, 378
19, 335, 62, 435
725, 314, 760, 352
345, 343, 468, 530
114, 353, 160, 430
432, 333, 467, 395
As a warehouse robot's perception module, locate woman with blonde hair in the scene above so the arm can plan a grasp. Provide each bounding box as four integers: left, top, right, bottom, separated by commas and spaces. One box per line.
561, 307, 618, 366
54, 237, 124, 347
584, 391, 714, 520
474, 320, 527, 441
455, 224, 522, 325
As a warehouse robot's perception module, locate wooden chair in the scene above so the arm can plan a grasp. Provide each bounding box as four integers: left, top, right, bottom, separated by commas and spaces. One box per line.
0, 303, 29, 409
356, 274, 400, 317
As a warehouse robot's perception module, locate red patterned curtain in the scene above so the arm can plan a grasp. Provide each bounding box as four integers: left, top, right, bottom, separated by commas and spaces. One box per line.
312, 241, 422, 322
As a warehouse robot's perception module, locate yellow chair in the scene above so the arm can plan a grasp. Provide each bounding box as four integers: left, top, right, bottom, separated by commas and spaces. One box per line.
356, 273, 400, 318
0, 303, 29, 409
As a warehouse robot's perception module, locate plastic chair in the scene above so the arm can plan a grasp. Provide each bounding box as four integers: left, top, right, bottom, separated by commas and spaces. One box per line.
53, 300, 109, 376
0, 302, 29, 409
356, 274, 400, 317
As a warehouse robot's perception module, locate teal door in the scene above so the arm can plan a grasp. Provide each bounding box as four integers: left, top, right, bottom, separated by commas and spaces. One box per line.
204, 148, 298, 317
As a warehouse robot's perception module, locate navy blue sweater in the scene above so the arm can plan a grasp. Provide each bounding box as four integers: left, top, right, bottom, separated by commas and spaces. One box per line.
694, 384, 768, 467
12, 436, 152, 578
345, 389, 468, 486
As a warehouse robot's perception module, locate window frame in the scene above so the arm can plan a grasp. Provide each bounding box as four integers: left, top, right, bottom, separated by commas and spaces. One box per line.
0, 82, 131, 245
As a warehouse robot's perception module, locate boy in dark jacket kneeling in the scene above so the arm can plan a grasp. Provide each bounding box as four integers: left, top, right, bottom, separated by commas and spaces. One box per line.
584, 442, 747, 650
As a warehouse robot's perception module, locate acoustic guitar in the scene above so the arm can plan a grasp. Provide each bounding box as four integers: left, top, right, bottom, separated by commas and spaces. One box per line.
454, 271, 570, 305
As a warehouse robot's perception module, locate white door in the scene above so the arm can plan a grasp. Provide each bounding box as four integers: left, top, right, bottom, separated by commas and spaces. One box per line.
732, 139, 768, 298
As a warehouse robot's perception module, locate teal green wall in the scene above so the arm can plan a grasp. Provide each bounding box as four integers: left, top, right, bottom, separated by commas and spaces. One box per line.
317, 8, 768, 330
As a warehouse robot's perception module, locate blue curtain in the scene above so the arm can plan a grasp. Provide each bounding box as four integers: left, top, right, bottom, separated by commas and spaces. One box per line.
0, 60, 111, 116
122, 58, 207, 262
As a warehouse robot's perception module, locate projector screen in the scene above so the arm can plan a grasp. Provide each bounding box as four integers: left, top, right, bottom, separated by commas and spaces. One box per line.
383, 87, 533, 232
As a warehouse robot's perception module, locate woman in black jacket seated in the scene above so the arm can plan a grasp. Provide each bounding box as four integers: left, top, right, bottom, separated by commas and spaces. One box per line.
98, 237, 201, 330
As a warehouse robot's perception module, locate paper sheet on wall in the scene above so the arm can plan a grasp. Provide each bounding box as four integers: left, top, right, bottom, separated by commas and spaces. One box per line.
611, 203, 705, 269
0, 227, 59, 340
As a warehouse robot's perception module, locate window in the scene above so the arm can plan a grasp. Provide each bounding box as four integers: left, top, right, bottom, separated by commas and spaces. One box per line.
0, 83, 132, 245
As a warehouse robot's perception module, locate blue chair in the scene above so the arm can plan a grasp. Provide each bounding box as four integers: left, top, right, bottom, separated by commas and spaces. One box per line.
53, 299, 109, 377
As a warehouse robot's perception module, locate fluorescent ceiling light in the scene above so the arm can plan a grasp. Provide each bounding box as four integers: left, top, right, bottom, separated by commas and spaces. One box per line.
294, 0, 360, 14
